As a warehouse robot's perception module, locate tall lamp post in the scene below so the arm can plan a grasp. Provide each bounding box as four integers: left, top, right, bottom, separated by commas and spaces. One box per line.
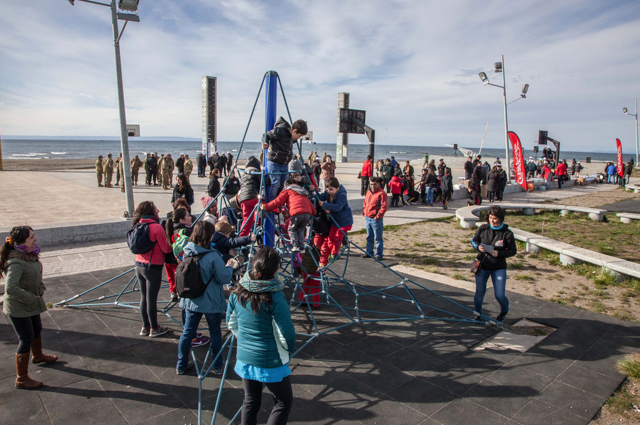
68, 0, 140, 218
622, 99, 639, 168
478, 55, 529, 181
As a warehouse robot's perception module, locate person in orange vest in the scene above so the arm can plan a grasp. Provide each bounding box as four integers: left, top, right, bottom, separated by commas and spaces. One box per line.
361, 177, 388, 260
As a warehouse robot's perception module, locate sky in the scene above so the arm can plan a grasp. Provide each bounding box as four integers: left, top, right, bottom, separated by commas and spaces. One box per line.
1, 0, 640, 152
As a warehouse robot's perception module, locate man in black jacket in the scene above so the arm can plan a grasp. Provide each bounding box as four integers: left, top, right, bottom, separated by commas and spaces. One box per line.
197, 153, 206, 177
217, 154, 227, 177
226, 152, 234, 175
176, 154, 185, 174
147, 153, 158, 185
464, 157, 474, 180
262, 117, 308, 200
437, 158, 447, 177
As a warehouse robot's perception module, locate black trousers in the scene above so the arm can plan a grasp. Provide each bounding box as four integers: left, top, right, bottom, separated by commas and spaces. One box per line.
10, 314, 42, 354
135, 266, 163, 329
242, 377, 293, 425
360, 176, 369, 196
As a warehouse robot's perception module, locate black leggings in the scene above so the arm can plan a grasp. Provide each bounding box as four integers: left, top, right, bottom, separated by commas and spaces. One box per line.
10, 314, 42, 354
242, 377, 293, 425
135, 266, 163, 329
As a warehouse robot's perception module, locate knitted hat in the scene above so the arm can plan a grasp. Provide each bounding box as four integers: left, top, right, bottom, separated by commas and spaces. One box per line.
289, 158, 303, 173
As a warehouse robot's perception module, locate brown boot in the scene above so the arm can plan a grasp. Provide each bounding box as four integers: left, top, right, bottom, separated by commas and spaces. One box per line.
15, 353, 43, 389
31, 336, 58, 364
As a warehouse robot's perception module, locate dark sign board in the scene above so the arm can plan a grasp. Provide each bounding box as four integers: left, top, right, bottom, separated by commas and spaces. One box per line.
538, 130, 548, 145
339, 108, 366, 134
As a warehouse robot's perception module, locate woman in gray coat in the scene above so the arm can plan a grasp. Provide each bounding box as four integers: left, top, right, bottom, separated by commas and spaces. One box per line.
1, 226, 58, 390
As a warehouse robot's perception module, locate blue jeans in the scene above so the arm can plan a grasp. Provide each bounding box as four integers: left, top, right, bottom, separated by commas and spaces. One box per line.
365, 216, 384, 258
177, 310, 223, 371
474, 268, 508, 315
267, 161, 288, 201
425, 187, 434, 204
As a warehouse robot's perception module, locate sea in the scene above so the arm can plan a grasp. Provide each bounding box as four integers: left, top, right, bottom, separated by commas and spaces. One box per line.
1, 138, 631, 163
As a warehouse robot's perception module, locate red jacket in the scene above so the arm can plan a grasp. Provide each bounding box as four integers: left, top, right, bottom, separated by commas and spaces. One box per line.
361, 160, 373, 178
263, 187, 316, 217
363, 187, 388, 219
389, 176, 403, 195
541, 166, 552, 180
556, 163, 567, 176
134, 219, 173, 266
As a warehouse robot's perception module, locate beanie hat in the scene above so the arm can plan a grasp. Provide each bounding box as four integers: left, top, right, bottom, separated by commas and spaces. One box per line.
289, 158, 303, 173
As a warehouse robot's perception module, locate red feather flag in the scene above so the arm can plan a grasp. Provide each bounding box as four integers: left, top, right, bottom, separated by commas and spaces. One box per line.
616, 139, 624, 177
508, 131, 527, 190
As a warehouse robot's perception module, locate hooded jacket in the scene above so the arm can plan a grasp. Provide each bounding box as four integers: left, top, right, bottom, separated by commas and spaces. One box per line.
361, 160, 373, 178
207, 175, 220, 198
471, 223, 517, 271
262, 184, 316, 217
389, 176, 403, 195
227, 287, 296, 369
238, 156, 262, 203
440, 174, 453, 193
317, 185, 353, 228
264, 117, 296, 165
2, 251, 47, 318
178, 242, 233, 314
211, 232, 253, 262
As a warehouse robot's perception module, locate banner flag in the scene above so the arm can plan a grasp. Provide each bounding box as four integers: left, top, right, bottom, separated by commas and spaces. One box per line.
508, 131, 527, 190
616, 138, 624, 177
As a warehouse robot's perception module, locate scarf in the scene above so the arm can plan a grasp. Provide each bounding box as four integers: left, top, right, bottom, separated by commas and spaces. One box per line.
14, 244, 41, 256
239, 273, 284, 293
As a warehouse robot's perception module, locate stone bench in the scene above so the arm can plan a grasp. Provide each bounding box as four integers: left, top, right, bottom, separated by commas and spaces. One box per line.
455, 203, 606, 229
625, 183, 640, 193
511, 228, 640, 280
617, 213, 640, 224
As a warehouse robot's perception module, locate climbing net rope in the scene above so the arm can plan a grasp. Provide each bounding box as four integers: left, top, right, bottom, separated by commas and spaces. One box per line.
55, 71, 506, 425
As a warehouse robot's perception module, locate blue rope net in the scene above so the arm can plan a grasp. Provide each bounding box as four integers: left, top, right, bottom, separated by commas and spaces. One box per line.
55, 71, 504, 425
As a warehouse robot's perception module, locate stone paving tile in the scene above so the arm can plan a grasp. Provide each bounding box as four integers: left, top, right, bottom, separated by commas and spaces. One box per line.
385, 375, 457, 417
511, 398, 587, 425
460, 379, 533, 419
346, 394, 428, 425
431, 398, 509, 425
534, 381, 606, 420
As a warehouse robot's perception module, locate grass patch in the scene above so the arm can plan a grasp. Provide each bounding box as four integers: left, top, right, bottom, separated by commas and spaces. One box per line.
432, 248, 447, 253
510, 261, 525, 270
515, 240, 527, 251
394, 253, 417, 259
430, 233, 445, 237
513, 274, 534, 282
614, 311, 639, 323
588, 289, 610, 299
462, 255, 476, 261
594, 270, 619, 287
550, 298, 568, 306
452, 273, 467, 281
421, 258, 439, 266
618, 354, 640, 379
604, 381, 634, 414
46, 302, 54, 309
413, 242, 430, 247
589, 300, 608, 314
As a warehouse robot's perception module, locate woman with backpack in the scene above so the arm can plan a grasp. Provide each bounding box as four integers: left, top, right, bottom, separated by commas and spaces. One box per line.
132, 201, 173, 338
227, 246, 296, 424
176, 221, 236, 375
164, 208, 193, 303
2, 226, 58, 390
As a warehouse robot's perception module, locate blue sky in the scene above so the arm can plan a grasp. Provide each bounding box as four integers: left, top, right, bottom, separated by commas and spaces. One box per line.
1, 0, 639, 152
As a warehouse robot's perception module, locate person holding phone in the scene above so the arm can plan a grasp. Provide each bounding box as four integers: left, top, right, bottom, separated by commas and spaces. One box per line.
470, 206, 517, 322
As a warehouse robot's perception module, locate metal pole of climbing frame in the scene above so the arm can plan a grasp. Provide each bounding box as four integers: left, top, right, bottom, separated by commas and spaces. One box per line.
263, 70, 278, 247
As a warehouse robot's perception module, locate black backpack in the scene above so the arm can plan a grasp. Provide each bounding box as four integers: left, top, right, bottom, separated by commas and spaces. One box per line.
127, 223, 156, 254
175, 252, 218, 299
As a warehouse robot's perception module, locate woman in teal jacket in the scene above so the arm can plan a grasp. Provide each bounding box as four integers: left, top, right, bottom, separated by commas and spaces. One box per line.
176, 221, 235, 375
227, 246, 296, 425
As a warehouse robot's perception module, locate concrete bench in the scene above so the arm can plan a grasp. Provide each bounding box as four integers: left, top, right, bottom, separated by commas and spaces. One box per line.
455, 203, 606, 229
617, 213, 640, 224
625, 183, 640, 194
510, 228, 640, 280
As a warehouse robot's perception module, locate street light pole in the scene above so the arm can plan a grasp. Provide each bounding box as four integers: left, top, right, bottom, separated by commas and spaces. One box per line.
635, 98, 639, 168
110, 0, 135, 218
501, 55, 511, 181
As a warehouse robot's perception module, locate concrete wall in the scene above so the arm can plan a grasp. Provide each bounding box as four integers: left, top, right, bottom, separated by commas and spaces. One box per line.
0, 218, 131, 247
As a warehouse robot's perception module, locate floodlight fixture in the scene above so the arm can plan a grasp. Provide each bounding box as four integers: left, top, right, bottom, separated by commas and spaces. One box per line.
623, 107, 629, 115
479, 72, 489, 85
522, 84, 529, 95
68, 0, 75, 4
494, 62, 503, 73
119, 0, 139, 12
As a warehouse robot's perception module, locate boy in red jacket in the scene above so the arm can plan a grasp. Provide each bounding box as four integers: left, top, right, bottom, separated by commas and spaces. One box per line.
262, 174, 316, 252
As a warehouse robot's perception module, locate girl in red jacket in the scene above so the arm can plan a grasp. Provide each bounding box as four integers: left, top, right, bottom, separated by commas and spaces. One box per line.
261, 175, 316, 252
388, 172, 403, 207
132, 201, 173, 337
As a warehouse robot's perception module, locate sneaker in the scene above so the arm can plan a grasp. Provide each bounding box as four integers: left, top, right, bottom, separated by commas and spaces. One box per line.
176, 362, 194, 375
375, 255, 383, 261
149, 326, 169, 337
170, 292, 179, 302
360, 254, 372, 258
291, 246, 300, 253
213, 364, 224, 376
191, 336, 210, 347
139, 327, 150, 336
496, 311, 508, 322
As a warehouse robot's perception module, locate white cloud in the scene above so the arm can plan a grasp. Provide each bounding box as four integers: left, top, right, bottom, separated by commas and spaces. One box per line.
0, 0, 639, 153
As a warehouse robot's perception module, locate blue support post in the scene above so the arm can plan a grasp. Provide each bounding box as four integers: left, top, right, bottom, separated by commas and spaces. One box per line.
263, 70, 278, 247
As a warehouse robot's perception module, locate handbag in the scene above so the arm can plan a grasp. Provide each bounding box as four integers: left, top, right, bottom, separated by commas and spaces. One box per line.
357, 171, 362, 179
469, 234, 500, 275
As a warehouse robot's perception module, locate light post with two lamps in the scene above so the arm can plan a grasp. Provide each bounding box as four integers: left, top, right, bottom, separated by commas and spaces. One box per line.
68, 0, 140, 218
478, 55, 530, 181
622, 99, 639, 168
